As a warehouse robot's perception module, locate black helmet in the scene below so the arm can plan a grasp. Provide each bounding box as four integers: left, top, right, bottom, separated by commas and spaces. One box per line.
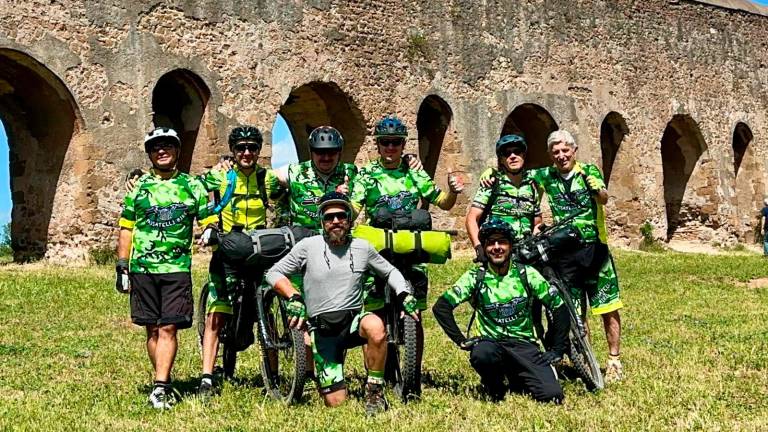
495, 134, 527, 157
144, 127, 181, 153
479, 217, 514, 244
374, 115, 408, 140
309, 126, 344, 151
318, 191, 353, 217
228, 126, 263, 150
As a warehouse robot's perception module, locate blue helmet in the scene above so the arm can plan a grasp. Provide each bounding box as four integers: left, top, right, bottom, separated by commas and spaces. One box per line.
374, 115, 408, 139
495, 134, 527, 157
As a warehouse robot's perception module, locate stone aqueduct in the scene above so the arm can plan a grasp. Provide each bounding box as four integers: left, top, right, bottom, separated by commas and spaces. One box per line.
1, 0, 768, 261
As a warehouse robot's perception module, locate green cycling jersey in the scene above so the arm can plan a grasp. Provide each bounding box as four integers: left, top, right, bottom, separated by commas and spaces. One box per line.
441, 264, 563, 343
119, 170, 212, 274
472, 172, 541, 240
530, 162, 608, 243
286, 160, 357, 230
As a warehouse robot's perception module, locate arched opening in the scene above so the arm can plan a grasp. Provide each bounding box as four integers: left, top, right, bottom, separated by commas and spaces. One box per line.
151, 69, 211, 173
0, 48, 82, 261
278, 81, 366, 163
732, 122, 753, 176
501, 104, 558, 169
600, 112, 629, 186
271, 113, 299, 170
661, 114, 707, 240
0, 121, 10, 260
417, 95, 453, 178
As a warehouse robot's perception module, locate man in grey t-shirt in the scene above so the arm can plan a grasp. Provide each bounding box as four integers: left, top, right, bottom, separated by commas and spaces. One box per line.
266, 192, 417, 415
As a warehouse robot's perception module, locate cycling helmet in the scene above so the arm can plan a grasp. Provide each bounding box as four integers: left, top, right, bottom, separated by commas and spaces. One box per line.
144, 127, 181, 153
478, 217, 514, 244
318, 191, 353, 217
374, 115, 408, 139
228, 126, 263, 149
495, 134, 527, 157
309, 126, 344, 150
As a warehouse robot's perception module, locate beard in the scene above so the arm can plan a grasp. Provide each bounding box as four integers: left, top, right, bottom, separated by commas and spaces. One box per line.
326, 226, 349, 245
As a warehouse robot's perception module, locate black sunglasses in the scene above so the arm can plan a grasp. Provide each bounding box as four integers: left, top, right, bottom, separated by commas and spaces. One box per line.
378, 139, 405, 148
149, 142, 177, 152
499, 147, 525, 158
311, 148, 341, 156
233, 144, 261, 153
322, 211, 349, 222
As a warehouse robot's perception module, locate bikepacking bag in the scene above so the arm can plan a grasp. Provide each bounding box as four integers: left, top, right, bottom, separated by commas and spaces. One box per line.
219, 226, 317, 269
352, 224, 451, 264
370, 208, 433, 231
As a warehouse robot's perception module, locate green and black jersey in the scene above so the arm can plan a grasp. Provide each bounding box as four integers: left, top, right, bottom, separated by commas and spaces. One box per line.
441, 265, 563, 343
119, 170, 211, 274
472, 172, 541, 240
287, 161, 357, 230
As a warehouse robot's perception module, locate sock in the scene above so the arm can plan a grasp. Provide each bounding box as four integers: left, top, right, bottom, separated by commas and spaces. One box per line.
608, 353, 620, 362
201, 374, 214, 385
367, 370, 385, 385
154, 380, 170, 389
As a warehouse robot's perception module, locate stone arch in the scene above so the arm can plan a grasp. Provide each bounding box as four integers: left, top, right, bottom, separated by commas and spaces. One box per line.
416, 95, 453, 178
0, 48, 83, 261
278, 81, 366, 163
500, 103, 558, 169
151, 69, 211, 173
600, 112, 629, 186
732, 122, 753, 176
661, 114, 707, 240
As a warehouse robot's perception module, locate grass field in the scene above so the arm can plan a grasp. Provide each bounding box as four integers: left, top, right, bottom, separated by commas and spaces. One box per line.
1, 251, 768, 431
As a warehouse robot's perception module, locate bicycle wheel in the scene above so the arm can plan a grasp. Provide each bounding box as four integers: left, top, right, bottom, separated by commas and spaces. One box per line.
257, 287, 306, 404
394, 315, 421, 402
567, 314, 604, 391
197, 283, 210, 351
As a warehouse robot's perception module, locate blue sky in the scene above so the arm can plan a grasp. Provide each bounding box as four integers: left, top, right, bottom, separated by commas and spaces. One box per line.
754, 0, 768, 4
0, 123, 9, 224
271, 114, 298, 169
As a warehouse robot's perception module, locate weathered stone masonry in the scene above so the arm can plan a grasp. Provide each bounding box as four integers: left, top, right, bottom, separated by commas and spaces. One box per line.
1, 0, 767, 261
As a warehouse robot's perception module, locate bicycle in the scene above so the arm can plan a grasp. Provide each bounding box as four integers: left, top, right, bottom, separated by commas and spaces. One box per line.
354, 215, 454, 402
196, 227, 310, 403
512, 214, 605, 391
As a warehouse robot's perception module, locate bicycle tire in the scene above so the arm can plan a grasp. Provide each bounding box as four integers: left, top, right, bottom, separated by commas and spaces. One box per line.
569, 325, 604, 391
197, 283, 210, 352
396, 315, 421, 402
257, 287, 306, 404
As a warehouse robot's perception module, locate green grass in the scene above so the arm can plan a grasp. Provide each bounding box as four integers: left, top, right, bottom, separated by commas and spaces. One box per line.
2, 251, 768, 431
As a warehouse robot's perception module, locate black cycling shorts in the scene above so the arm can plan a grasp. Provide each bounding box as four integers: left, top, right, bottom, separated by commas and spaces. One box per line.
129, 272, 194, 329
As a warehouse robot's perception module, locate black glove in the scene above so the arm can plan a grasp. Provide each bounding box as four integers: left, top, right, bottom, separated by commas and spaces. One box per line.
115, 258, 130, 294
473, 244, 487, 264
540, 350, 562, 366
200, 224, 219, 246
459, 336, 480, 351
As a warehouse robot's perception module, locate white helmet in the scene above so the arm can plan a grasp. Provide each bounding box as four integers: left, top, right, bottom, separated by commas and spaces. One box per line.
144, 127, 181, 152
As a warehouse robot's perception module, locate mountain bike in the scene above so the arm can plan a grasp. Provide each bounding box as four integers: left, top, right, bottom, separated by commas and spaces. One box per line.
196, 227, 310, 403
513, 214, 605, 391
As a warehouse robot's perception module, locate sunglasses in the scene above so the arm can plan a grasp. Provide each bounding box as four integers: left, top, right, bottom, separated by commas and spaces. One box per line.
322, 211, 349, 222
311, 148, 341, 156
149, 142, 177, 152
499, 147, 525, 158
233, 144, 261, 153
378, 139, 405, 148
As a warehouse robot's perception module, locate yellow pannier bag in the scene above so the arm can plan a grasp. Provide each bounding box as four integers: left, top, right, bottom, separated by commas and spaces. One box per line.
352, 225, 451, 264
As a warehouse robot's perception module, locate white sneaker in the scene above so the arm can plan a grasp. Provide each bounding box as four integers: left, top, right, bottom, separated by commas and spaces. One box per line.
605, 358, 624, 383
147, 385, 177, 410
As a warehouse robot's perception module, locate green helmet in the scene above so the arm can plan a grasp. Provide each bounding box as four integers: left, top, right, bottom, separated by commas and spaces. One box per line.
496, 134, 527, 157
479, 217, 514, 244
309, 126, 344, 150
228, 126, 263, 150
374, 115, 408, 139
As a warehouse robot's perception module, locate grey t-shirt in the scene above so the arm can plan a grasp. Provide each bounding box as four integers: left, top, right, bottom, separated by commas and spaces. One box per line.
265, 236, 410, 318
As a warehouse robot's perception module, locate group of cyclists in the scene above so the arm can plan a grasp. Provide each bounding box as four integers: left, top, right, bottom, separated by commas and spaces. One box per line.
115, 114, 624, 414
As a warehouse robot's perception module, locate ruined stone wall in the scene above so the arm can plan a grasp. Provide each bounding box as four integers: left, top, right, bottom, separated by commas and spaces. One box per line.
1, 0, 767, 261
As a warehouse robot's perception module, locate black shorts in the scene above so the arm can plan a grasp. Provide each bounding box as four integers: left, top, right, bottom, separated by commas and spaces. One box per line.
308, 309, 368, 393
129, 272, 194, 329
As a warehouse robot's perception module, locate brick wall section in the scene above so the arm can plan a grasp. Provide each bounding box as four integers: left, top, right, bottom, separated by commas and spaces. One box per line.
0, 0, 767, 260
